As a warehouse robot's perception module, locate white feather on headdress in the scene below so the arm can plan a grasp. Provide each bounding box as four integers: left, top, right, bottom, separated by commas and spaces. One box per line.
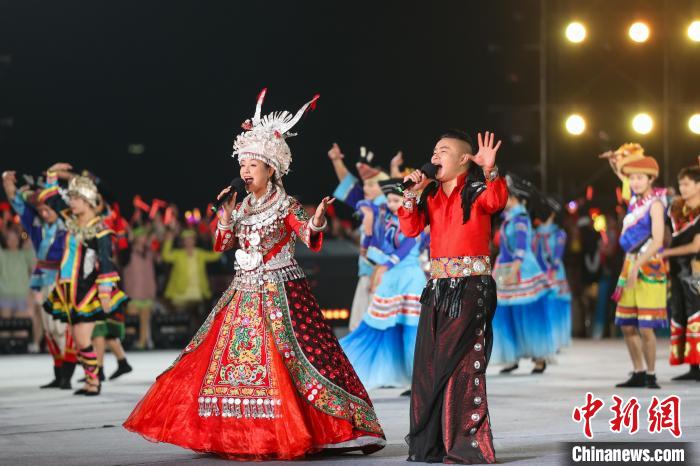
232, 88, 319, 176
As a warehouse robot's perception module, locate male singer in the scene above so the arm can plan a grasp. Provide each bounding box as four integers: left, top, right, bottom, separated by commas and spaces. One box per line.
399, 130, 507, 464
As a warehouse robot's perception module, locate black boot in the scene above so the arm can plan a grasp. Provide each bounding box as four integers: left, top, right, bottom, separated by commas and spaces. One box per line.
671, 365, 700, 381
60, 361, 76, 389
500, 363, 519, 374
98, 365, 105, 382
40, 366, 62, 389
646, 373, 661, 389
532, 361, 547, 374
616, 371, 647, 388
109, 358, 133, 380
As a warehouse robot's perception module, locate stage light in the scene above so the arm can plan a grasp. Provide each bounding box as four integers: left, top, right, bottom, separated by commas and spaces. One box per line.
688, 21, 700, 42
565, 114, 586, 135
565, 22, 587, 43
632, 113, 654, 134
689, 114, 700, 135
628, 22, 650, 43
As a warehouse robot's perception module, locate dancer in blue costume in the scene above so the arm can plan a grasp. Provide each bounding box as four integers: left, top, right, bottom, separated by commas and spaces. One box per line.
341, 179, 427, 390
328, 144, 389, 330
492, 175, 553, 374
2, 169, 76, 389
533, 196, 572, 351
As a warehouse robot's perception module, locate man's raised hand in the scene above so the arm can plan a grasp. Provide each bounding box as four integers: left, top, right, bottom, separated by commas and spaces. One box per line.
469, 131, 502, 170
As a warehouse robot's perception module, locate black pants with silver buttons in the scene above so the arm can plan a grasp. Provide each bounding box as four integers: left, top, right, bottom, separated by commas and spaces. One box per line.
406, 275, 497, 464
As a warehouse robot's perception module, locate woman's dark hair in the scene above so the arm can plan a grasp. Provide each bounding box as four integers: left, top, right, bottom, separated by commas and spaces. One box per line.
678, 166, 700, 183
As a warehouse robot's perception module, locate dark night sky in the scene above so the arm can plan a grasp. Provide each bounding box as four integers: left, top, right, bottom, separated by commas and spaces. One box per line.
2, 1, 700, 213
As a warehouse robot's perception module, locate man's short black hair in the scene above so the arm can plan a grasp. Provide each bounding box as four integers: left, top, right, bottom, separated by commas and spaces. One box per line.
678, 166, 700, 183
439, 129, 474, 154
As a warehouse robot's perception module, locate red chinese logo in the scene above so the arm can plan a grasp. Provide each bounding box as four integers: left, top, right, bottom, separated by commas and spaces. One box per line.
647, 395, 681, 438
609, 395, 640, 434
572, 392, 605, 439
572, 393, 682, 439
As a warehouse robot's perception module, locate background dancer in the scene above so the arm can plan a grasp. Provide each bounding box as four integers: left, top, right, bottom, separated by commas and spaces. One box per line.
605, 149, 668, 389
2, 170, 76, 388
491, 175, 553, 374
533, 195, 572, 352
40, 167, 129, 395
341, 178, 427, 392
329, 143, 389, 330
662, 166, 700, 381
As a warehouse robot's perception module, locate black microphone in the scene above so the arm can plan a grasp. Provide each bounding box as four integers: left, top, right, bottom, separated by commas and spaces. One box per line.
400, 162, 439, 191
211, 178, 247, 213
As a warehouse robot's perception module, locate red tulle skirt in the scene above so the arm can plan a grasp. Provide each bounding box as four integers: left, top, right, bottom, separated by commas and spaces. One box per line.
124, 280, 384, 460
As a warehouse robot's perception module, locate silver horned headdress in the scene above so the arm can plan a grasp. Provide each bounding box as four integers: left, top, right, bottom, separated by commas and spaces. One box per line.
232, 88, 320, 176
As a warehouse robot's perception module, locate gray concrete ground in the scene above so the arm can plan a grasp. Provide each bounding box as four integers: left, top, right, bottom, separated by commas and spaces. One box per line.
0, 338, 698, 466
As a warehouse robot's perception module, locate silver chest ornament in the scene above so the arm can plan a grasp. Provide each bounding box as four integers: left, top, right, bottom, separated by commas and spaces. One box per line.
235, 248, 263, 271
232, 188, 290, 274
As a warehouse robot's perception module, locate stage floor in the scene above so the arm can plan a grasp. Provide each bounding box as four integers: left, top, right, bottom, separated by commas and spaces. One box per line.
0, 338, 697, 465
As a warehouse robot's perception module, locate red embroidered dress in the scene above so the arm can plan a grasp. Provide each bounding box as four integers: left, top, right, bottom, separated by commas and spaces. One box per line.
124, 185, 385, 460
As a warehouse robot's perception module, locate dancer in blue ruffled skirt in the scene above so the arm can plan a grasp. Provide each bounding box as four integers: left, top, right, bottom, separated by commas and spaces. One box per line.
533, 199, 572, 352
341, 179, 427, 390
492, 175, 554, 374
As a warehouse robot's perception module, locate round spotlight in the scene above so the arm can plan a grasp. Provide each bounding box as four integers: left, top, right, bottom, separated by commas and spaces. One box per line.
632, 113, 654, 135
689, 114, 700, 135
688, 21, 700, 42
628, 22, 650, 43
565, 114, 586, 135
565, 22, 587, 43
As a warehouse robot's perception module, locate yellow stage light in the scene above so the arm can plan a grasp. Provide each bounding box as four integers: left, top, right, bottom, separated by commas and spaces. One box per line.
565, 114, 586, 135
689, 114, 700, 135
565, 22, 587, 43
632, 113, 654, 135
628, 22, 650, 43
688, 21, 700, 42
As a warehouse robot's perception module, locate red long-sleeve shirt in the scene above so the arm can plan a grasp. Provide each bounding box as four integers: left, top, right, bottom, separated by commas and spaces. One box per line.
398, 173, 508, 258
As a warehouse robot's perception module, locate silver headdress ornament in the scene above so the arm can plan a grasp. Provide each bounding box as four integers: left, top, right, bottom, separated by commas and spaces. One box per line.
232, 88, 320, 176
67, 175, 99, 207
359, 146, 375, 163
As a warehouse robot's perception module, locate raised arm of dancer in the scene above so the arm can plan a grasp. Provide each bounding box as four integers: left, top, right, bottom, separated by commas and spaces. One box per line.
160, 233, 177, 262
1, 170, 17, 200
390, 151, 404, 178
469, 131, 507, 214
3, 172, 41, 246
328, 143, 349, 182
38, 164, 74, 212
